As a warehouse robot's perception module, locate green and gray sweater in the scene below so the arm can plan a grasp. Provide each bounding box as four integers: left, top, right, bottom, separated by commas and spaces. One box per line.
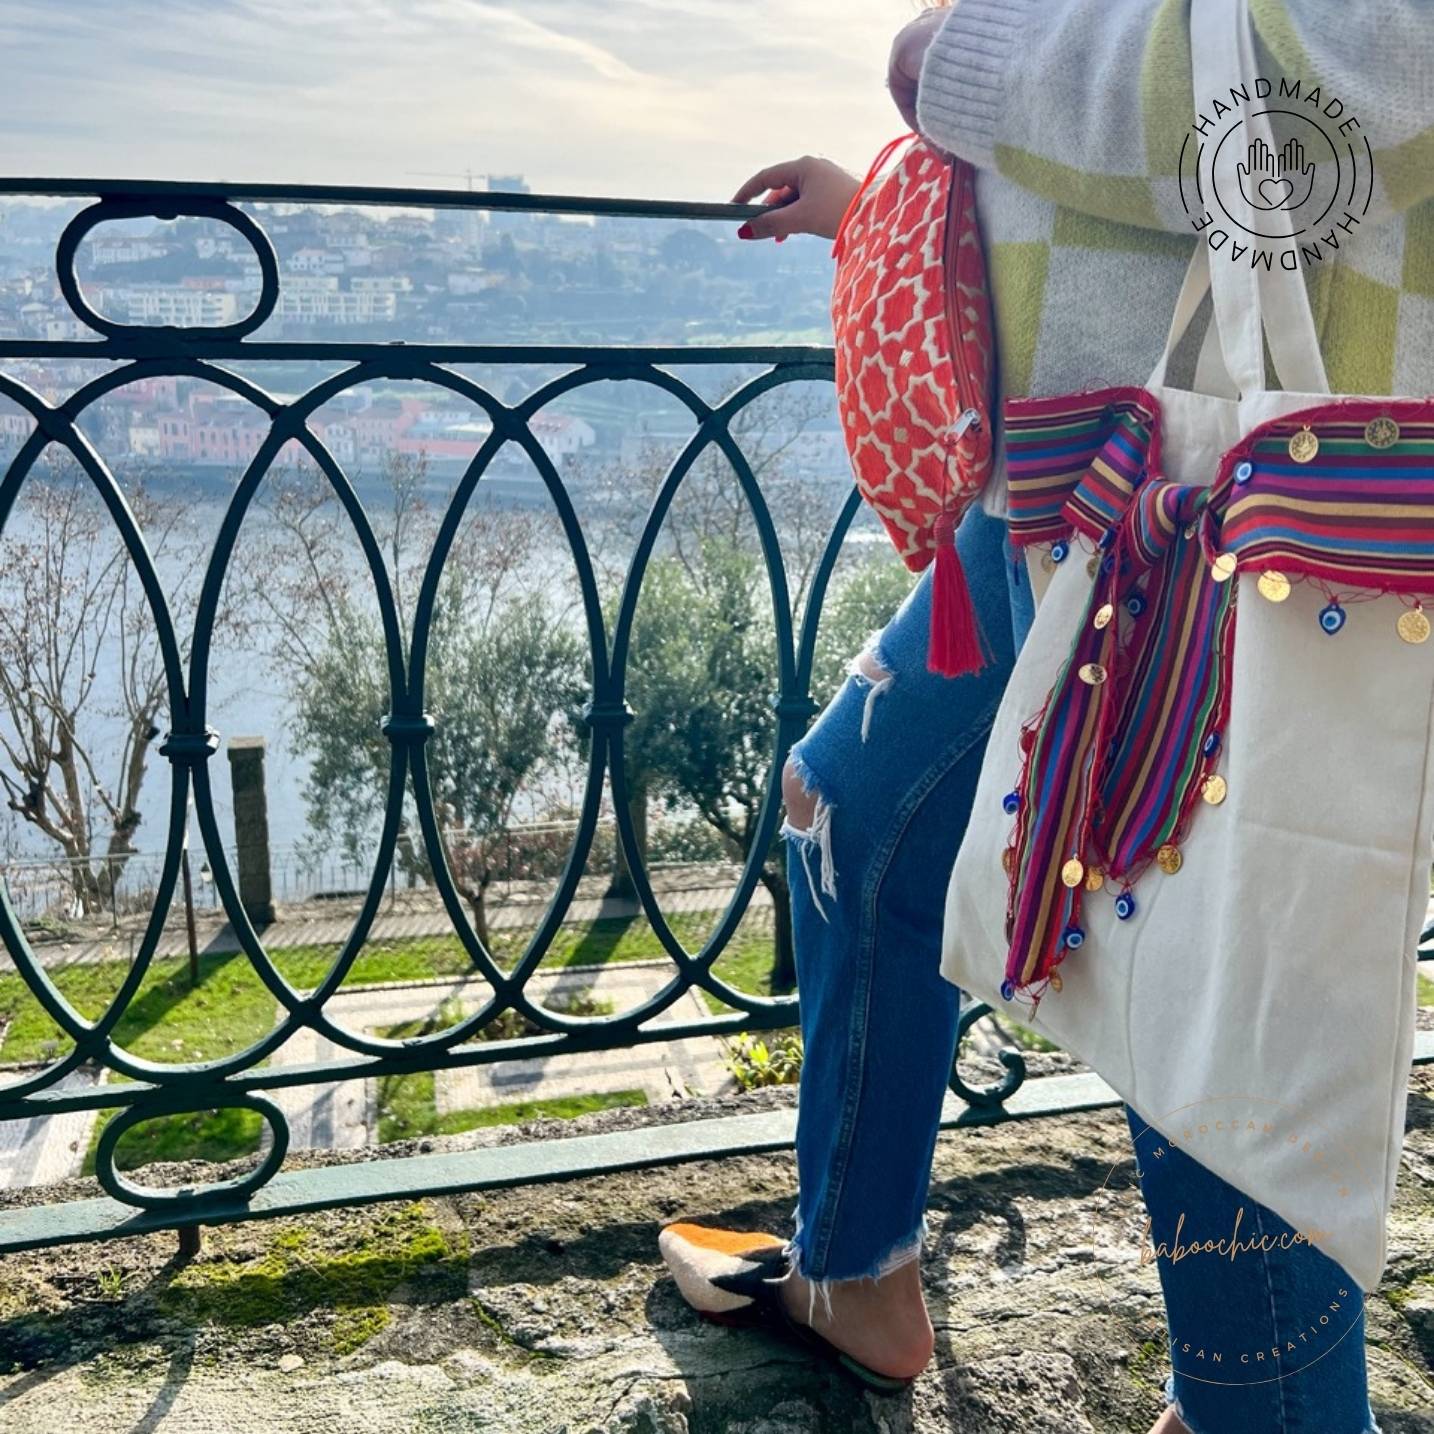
915, 0, 1434, 513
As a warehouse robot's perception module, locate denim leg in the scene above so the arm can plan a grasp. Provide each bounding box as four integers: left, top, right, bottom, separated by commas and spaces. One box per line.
1125, 1106, 1378, 1434
782, 507, 1021, 1293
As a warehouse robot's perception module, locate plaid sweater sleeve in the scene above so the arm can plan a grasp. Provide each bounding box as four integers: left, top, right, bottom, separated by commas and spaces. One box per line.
916, 0, 1434, 230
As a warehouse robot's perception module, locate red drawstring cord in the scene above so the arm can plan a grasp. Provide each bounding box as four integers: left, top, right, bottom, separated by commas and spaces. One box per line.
831, 131, 916, 262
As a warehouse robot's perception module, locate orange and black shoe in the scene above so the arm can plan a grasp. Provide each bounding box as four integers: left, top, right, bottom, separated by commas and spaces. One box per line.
657, 1222, 914, 1394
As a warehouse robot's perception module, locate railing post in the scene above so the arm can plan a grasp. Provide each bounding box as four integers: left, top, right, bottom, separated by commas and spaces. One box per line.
226, 736, 276, 928
607, 781, 647, 901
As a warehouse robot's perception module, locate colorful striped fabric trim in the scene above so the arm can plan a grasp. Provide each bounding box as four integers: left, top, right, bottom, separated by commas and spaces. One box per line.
1004, 388, 1160, 548
999, 390, 1434, 999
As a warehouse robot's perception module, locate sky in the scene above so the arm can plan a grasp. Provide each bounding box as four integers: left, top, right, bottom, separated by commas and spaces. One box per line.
0, 1, 915, 203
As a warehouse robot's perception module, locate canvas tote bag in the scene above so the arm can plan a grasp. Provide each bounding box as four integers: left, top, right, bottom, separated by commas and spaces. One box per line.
942, 0, 1430, 1293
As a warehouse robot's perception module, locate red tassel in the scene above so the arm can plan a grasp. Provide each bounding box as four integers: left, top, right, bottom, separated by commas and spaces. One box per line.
928, 509, 986, 678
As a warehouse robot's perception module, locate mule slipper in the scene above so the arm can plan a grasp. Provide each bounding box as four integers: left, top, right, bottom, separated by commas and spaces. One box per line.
657, 1221, 914, 1394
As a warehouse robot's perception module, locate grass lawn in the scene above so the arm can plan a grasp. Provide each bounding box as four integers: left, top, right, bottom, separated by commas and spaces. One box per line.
697, 935, 783, 1014
1420, 974, 1434, 1007
375, 1068, 647, 1145
0, 913, 783, 1068
0, 907, 775, 1173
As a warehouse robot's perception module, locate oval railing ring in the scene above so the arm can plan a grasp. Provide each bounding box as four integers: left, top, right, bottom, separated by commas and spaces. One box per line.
55, 195, 280, 340
92, 1092, 291, 1210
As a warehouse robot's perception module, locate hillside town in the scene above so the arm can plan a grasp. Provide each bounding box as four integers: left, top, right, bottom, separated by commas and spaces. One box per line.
0, 176, 836, 476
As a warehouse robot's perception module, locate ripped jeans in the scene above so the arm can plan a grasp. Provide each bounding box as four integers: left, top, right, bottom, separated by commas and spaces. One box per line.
780, 506, 1376, 1434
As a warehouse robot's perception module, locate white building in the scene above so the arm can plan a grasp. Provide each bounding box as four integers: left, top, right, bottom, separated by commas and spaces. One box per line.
531, 414, 596, 461
350, 274, 412, 294
275, 288, 397, 326
89, 237, 169, 266
128, 422, 162, 458
288, 247, 345, 275
107, 288, 240, 327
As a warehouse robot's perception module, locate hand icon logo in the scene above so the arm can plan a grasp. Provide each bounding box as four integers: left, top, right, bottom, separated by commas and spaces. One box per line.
1236, 136, 1316, 212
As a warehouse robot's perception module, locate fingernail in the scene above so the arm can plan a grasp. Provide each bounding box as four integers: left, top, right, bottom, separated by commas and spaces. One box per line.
775, 236, 787, 245
737, 223, 754, 240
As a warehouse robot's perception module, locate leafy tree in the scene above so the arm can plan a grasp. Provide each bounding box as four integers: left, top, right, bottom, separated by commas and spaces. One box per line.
625, 533, 910, 993
249, 452, 586, 950
586, 388, 913, 994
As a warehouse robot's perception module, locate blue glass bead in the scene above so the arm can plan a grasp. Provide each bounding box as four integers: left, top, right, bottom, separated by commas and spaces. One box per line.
1063, 925, 1086, 950
1319, 601, 1347, 635
1115, 892, 1136, 921
1201, 731, 1222, 758
1126, 593, 1148, 618
1098, 527, 1117, 551
1051, 541, 1069, 563
1000, 979, 1016, 1002
1100, 554, 1116, 576
1002, 791, 1022, 816
1234, 460, 1255, 485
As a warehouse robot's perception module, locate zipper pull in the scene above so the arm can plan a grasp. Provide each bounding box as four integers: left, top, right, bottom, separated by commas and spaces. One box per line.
950, 408, 982, 441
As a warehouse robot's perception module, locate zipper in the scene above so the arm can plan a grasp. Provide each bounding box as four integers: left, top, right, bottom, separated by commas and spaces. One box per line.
943, 160, 984, 453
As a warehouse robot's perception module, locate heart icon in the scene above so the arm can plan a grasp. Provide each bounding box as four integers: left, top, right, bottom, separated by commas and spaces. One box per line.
1259, 176, 1295, 209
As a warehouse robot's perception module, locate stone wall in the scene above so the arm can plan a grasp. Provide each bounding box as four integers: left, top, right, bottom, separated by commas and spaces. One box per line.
0, 1077, 1431, 1433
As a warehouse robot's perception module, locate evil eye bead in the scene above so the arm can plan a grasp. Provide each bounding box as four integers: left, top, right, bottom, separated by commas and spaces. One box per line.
1126, 593, 1148, 619
1063, 925, 1086, 951
1051, 541, 1070, 564
1234, 460, 1255, 486
1002, 791, 1022, 816
1319, 601, 1347, 635
1000, 979, 1016, 1002
1114, 892, 1137, 921
1201, 731, 1222, 758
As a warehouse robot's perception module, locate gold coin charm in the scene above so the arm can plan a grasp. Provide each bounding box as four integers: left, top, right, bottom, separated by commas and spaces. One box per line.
1202, 774, 1228, 806
1288, 426, 1320, 464
1365, 415, 1400, 450
1257, 570, 1292, 603
1078, 662, 1108, 686
1094, 603, 1115, 630
1211, 552, 1238, 583
1087, 555, 1100, 579
1061, 858, 1086, 888
1156, 843, 1184, 876
1397, 607, 1432, 645
1085, 867, 1106, 893
1002, 846, 1016, 874
1041, 551, 1056, 574
1049, 971, 1064, 993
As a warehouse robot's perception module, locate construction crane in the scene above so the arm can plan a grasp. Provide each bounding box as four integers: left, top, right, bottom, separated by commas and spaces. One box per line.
408, 169, 487, 192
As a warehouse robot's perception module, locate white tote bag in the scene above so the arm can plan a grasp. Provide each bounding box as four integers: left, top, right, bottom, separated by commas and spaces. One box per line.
942, 0, 1430, 1294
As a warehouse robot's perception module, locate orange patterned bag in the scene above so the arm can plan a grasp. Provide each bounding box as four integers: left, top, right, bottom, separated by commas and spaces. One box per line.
831, 133, 996, 676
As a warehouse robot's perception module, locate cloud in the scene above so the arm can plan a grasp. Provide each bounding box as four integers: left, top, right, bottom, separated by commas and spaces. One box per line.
0, 0, 908, 199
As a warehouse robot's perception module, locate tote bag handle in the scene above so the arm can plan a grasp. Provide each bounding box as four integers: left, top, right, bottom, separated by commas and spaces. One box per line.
1148, 0, 1330, 399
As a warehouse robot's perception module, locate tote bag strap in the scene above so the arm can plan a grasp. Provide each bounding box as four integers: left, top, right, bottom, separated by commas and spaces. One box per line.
1148, 0, 1331, 399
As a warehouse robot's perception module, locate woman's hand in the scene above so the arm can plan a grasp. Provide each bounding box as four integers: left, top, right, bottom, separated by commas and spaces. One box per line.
888, 8, 948, 129
730, 156, 860, 242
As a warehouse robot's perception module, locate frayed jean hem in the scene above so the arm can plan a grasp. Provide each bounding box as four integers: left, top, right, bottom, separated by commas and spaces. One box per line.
778, 1203, 926, 1326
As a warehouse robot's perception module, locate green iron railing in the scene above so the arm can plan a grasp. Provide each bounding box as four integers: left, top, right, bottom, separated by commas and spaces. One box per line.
0, 178, 1428, 1256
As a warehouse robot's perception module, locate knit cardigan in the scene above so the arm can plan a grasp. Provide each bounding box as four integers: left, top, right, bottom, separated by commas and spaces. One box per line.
915, 0, 1434, 514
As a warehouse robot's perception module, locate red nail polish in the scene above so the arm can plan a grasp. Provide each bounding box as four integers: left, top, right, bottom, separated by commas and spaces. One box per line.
737, 223, 754, 240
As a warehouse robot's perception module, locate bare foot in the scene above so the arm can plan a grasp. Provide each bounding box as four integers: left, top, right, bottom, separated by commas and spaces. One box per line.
777, 1257, 935, 1380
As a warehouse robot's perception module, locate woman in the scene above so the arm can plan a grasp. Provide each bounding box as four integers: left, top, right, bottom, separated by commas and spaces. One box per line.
661, 3, 1434, 1430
